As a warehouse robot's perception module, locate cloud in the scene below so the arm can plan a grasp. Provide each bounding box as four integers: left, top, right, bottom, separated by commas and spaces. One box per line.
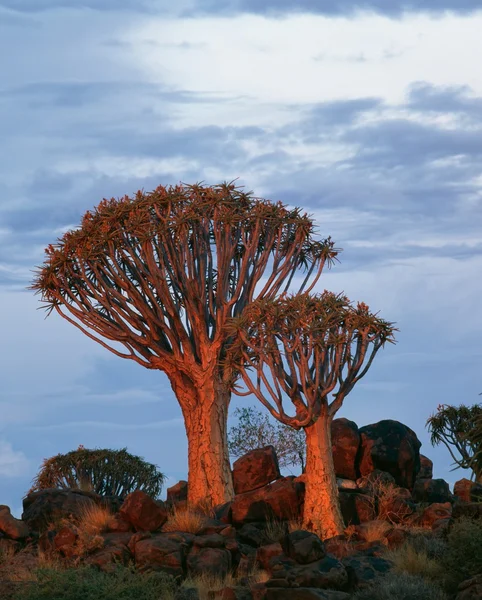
19, 418, 184, 432
0, 441, 29, 477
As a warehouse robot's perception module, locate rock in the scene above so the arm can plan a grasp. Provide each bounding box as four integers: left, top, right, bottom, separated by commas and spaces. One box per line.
213, 501, 233, 524
454, 479, 482, 503
53, 526, 79, 556
22, 489, 98, 533
417, 455, 433, 479
418, 502, 452, 528
379, 488, 414, 524
336, 479, 358, 491
133, 532, 189, 577
85, 533, 132, 572
323, 535, 352, 560
453, 502, 482, 520
209, 586, 254, 599
342, 552, 393, 589
187, 546, 232, 579
176, 588, 201, 600
237, 523, 270, 547
456, 573, 482, 600
119, 490, 168, 532
332, 418, 360, 481
231, 477, 304, 525
412, 478, 452, 504
0, 506, 30, 540
267, 554, 348, 590
232, 446, 281, 495
167, 481, 188, 506
266, 590, 351, 600
384, 528, 409, 549
256, 542, 284, 571
193, 533, 226, 549
353, 494, 376, 524
0, 536, 22, 556
106, 513, 132, 533
358, 420, 421, 489
281, 530, 326, 565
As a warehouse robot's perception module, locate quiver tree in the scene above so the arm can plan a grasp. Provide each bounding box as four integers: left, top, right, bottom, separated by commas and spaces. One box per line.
29, 182, 338, 508
27, 446, 166, 499
427, 403, 482, 483
226, 291, 396, 538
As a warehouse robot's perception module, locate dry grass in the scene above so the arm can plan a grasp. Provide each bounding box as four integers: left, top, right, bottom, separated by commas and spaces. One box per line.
162, 505, 209, 534
264, 515, 307, 543
77, 502, 114, 536
359, 519, 392, 543
180, 565, 269, 600
385, 542, 444, 581
0, 544, 17, 565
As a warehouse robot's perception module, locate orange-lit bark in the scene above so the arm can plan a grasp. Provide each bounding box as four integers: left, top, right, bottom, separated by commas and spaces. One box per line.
172, 374, 234, 509
303, 413, 345, 539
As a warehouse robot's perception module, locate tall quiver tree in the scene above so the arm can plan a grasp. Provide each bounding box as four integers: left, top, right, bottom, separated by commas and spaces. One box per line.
28, 182, 338, 508
226, 292, 396, 538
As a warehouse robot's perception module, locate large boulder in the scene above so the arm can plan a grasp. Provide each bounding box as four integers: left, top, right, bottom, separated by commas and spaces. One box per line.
187, 546, 232, 579
267, 554, 348, 590
281, 530, 326, 565
133, 532, 191, 577
166, 480, 188, 506
0, 506, 30, 540
417, 455, 433, 480
119, 490, 168, 532
358, 420, 421, 489
412, 478, 452, 504
454, 478, 482, 503
231, 477, 305, 525
22, 489, 98, 533
417, 502, 452, 528
232, 446, 281, 495
331, 419, 360, 481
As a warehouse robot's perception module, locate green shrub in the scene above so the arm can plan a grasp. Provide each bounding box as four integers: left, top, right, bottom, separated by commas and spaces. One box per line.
442, 516, 482, 588
405, 531, 447, 560
353, 572, 448, 600
13, 564, 177, 600
27, 446, 165, 499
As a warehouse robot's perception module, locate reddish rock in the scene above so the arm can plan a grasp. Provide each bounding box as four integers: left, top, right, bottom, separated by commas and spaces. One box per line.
54, 526, 79, 556
133, 532, 189, 577
379, 488, 414, 524
256, 542, 284, 571
342, 553, 393, 589
0, 537, 22, 555
0, 506, 30, 540
166, 480, 188, 505
22, 489, 97, 533
231, 477, 304, 525
281, 530, 326, 565
106, 513, 132, 533
187, 546, 232, 578
232, 446, 281, 495
454, 478, 482, 503
85, 533, 133, 572
417, 455, 433, 479
412, 478, 452, 504
358, 420, 421, 489
213, 501, 233, 524
385, 528, 409, 549
119, 490, 168, 532
418, 502, 452, 528
331, 418, 360, 481
267, 554, 348, 590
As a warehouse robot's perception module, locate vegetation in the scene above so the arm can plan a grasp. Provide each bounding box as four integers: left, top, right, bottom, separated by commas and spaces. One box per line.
427, 402, 482, 482
162, 505, 209, 534
29, 181, 337, 508
441, 516, 482, 590
228, 406, 306, 472
227, 291, 396, 538
353, 572, 449, 600
10, 564, 178, 600
27, 446, 165, 499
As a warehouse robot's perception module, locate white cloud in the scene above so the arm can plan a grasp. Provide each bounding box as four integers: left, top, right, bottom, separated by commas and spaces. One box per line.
0, 440, 29, 477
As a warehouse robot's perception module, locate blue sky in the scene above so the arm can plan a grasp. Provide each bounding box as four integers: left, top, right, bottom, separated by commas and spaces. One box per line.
1, 0, 482, 518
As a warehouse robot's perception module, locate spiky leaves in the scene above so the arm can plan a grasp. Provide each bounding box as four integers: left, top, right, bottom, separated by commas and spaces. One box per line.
226, 291, 397, 426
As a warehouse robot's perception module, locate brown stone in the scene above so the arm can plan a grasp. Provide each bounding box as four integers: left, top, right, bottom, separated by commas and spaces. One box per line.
281, 530, 326, 565
256, 542, 284, 571
187, 546, 232, 578
231, 477, 304, 525
342, 552, 393, 589
133, 532, 189, 577
119, 490, 168, 532
417, 455, 433, 479
54, 526, 78, 556
418, 502, 452, 528
85, 533, 132, 572
358, 420, 421, 489
106, 513, 132, 533
232, 446, 281, 495
331, 418, 360, 481
0, 506, 30, 540
412, 478, 452, 504
166, 480, 188, 505
454, 478, 482, 503
267, 554, 348, 590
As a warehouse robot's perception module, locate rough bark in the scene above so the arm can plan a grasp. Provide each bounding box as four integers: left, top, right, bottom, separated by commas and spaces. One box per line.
171, 373, 234, 508
303, 414, 345, 539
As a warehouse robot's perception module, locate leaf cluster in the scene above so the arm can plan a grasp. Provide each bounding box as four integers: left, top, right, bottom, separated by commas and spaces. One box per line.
27, 446, 166, 499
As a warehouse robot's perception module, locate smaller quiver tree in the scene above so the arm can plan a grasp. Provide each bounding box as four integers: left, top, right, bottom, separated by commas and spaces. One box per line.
226, 291, 396, 539
427, 403, 482, 483
27, 446, 166, 499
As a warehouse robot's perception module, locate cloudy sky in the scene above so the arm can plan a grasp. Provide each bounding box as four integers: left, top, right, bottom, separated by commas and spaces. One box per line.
1, 0, 482, 518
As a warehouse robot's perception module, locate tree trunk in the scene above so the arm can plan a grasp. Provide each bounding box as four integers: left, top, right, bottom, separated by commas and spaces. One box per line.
303, 414, 345, 539
171, 373, 234, 509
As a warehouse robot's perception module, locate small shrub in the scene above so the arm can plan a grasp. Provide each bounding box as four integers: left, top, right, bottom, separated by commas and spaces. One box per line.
0, 543, 17, 565
360, 519, 392, 542
264, 518, 288, 543
181, 564, 269, 600
77, 503, 113, 537
12, 564, 177, 600
353, 572, 448, 600
162, 505, 208, 534
385, 541, 444, 581
442, 516, 482, 588
406, 531, 447, 560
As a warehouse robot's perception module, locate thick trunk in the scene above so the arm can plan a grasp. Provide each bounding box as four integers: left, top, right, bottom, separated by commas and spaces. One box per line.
171, 374, 234, 509
303, 415, 345, 539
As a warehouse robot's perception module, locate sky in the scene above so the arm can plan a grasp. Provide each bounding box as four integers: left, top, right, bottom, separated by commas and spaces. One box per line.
1, 0, 482, 519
